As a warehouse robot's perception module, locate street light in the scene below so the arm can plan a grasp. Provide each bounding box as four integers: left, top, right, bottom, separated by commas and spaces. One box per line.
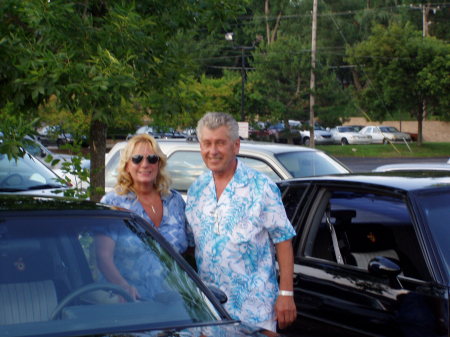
225, 32, 255, 122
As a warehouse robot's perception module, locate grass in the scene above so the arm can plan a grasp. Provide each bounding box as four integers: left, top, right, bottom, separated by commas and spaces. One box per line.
316, 142, 450, 158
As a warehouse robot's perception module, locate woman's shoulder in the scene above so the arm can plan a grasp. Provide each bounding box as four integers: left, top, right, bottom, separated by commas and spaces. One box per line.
101, 191, 136, 206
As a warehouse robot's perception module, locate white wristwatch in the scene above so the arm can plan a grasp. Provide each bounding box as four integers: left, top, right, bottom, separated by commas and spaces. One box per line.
278, 290, 294, 296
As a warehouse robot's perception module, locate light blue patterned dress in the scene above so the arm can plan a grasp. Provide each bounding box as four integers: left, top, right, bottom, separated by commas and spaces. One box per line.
185, 160, 296, 325
101, 190, 188, 254
98, 190, 188, 300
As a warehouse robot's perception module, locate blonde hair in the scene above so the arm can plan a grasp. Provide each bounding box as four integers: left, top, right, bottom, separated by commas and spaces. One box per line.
115, 134, 171, 196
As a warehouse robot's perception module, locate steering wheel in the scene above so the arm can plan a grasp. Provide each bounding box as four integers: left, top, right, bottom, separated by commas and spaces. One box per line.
0, 173, 24, 187
50, 283, 134, 320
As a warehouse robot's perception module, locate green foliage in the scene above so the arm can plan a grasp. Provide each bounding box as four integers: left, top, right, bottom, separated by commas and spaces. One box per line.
346, 23, 450, 122
247, 36, 311, 123
0, 110, 39, 159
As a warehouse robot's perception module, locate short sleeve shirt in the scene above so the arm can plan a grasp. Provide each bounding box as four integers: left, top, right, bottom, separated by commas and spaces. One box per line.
185, 160, 296, 324
101, 190, 188, 254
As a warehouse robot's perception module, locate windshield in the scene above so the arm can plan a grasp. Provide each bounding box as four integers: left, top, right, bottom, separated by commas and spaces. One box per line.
338, 126, 358, 133
379, 126, 399, 133
0, 215, 222, 336
415, 189, 450, 277
275, 151, 349, 177
0, 153, 65, 192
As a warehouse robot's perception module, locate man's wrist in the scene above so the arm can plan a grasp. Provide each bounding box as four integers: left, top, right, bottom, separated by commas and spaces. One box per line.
278, 290, 294, 296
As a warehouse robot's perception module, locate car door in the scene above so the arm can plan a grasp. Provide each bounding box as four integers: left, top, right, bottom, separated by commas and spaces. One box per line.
280, 181, 443, 337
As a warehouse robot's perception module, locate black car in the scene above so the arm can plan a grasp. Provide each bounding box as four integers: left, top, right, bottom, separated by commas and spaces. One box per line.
277, 172, 450, 337
0, 195, 276, 337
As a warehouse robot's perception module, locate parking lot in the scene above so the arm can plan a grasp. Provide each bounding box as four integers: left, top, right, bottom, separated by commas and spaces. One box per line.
338, 156, 449, 172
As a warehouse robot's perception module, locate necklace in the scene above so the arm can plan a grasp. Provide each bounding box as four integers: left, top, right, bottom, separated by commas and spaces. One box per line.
151, 205, 157, 215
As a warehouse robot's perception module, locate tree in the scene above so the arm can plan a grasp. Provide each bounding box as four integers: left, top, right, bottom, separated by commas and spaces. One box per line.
346, 23, 450, 144
1, 0, 246, 201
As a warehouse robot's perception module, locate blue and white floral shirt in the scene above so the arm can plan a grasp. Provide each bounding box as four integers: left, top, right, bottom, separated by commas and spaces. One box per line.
186, 160, 296, 325
101, 190, 188, 254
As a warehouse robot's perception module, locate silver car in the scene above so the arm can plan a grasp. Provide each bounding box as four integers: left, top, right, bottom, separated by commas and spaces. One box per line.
329, 126, 372, 145
359, 126, 412, 144
105, 139, 350, 194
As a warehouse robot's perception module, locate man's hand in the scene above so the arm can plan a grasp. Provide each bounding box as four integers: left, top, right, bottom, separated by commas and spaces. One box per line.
275, 294, 296, 329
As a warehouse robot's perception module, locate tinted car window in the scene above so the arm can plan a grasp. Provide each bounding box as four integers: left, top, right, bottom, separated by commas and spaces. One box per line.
305, 189, 430, 281
0, 216, 220, 335
415, 190, 450, 276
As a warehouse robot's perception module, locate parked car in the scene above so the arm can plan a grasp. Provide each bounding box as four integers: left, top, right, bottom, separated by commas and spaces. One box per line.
134, 125, 188, 139
0, 194, 274, 337
105, 139, 350, 194
299, 122, 334, 146
328, 126, 372, 145
266, 121, 303, 145
277, 172, 450, 337
359, 126, 412, 144
37, 125, 88, 148
373, 161, 450, 173
264, 121, 334, 146
0, 151, 70, 195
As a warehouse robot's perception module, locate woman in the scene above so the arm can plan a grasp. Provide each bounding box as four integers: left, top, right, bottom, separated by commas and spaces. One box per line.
97, 133, 187, 299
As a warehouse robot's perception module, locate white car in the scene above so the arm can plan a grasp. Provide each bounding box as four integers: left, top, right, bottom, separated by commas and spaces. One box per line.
373, 161, 450, 173
299, 124, 334, 146
359, 126, 412, 144
105, 139, 350, 194
329, 126, 372, 145
0, 151, 70, 195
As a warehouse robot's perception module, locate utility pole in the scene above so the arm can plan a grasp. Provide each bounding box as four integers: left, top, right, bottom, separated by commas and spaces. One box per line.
410, 2, 440, 145
309, 0, 318, 148
225, 32, 255, 122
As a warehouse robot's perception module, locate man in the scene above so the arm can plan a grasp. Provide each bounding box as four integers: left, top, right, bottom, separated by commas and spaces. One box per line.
186, 112, 296, 332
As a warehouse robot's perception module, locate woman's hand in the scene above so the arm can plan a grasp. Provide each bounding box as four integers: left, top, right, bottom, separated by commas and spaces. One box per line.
121, 283, 140, 301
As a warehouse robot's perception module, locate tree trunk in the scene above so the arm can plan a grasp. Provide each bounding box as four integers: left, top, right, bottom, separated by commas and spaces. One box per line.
89, 119, 107, 202
417, 105, 423, 146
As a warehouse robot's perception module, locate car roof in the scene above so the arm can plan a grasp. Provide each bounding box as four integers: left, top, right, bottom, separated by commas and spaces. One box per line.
109, 138, 319, 155
0, 194, 125, 213
278, 172, 450, 192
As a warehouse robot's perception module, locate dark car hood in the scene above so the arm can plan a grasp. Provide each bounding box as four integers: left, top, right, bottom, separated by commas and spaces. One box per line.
49, 321, 272, 337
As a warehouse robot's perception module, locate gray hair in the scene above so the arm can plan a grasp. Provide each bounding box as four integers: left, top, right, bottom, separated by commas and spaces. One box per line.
196, 112, 239, 141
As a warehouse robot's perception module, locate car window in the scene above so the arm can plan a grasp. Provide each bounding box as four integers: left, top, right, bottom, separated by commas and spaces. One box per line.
275, 151, 348, 178
0, 153, 62, 192
239, 156, 281, 182
166, 151, 284, 192
105, 149, 121, 189
415, 189, 450, 276
0, 216, 221, 334
303, 189, 431, 281
166, 151, 207, 192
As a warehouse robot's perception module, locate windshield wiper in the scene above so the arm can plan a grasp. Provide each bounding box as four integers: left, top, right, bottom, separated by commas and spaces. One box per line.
0, 188, 27, 192
26, 184, 67, 190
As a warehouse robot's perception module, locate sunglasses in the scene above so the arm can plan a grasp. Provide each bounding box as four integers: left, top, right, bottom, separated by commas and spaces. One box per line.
131, 154, 160, 165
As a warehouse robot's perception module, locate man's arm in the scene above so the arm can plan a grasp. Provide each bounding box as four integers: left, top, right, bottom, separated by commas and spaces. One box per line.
275, 239, 297, 329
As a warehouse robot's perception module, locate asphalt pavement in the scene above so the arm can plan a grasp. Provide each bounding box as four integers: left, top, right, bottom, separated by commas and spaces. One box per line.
336, 156, 449, 173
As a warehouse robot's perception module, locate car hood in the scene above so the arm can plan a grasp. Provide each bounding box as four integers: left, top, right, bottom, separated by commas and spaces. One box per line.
0, 186, 70, 196
108, 324, 268, 336
23, 321, 272, 337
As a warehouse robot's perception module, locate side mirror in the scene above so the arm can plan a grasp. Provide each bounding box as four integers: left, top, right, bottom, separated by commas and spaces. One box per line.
368, 256, 402, 288
208, 285, 228, 304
